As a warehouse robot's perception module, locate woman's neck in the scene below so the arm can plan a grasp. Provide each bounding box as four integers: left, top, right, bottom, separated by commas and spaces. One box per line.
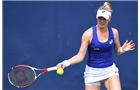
96, 25, 108, 32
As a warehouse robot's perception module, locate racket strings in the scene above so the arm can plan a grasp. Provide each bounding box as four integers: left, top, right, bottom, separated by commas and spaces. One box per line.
8, 67, 36, 87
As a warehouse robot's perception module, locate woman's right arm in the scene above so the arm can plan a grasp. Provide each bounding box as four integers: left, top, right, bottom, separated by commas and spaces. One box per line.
57, 28, 92, 69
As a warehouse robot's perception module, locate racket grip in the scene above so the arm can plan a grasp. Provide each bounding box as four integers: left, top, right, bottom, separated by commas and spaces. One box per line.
47, 67, 57, 72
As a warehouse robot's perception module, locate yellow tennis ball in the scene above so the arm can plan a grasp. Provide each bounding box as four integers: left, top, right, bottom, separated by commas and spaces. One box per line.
56, 68, 64, 75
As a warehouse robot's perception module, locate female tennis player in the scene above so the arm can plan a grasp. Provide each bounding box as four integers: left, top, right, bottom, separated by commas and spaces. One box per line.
57, 2, 135, 90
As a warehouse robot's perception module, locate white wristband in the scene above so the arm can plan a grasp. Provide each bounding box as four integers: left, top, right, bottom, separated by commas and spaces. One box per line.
120, 47, 124, 53
63, 60, 70, 67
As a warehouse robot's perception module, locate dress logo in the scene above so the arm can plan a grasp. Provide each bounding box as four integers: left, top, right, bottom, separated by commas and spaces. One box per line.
94, 48, 100, 50
109, 39, 113, 44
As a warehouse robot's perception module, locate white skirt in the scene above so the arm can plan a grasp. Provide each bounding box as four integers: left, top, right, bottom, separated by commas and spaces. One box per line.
84, 63, 119, 84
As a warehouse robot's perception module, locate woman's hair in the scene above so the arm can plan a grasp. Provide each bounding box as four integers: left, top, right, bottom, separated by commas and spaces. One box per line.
98, 2, 113, 13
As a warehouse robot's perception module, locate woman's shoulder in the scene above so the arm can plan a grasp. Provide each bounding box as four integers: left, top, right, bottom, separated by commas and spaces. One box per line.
110, 27, 118, 34
81, 27, 93, 40
110, 27, 119, 39
84, 27, 93, 34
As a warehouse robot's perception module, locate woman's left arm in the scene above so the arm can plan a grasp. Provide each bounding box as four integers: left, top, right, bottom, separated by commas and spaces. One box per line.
112, 28, 135, 55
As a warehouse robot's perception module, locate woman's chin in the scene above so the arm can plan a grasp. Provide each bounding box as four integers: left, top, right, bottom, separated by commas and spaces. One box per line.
98, 25, 106, 29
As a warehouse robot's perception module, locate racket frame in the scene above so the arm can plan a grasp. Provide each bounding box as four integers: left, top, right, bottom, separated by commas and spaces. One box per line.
8, 64, 57, 88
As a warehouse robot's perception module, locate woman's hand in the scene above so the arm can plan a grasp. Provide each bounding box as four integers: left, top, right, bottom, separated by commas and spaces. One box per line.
56, 60, 70, 69
122, 40, 135, 52
56, 62, 66, 69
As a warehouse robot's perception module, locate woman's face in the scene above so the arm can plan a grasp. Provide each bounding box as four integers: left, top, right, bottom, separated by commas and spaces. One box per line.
97, 16, 110, 29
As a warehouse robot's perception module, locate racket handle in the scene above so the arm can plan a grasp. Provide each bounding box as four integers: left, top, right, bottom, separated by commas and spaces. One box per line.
47, 66, 57, 72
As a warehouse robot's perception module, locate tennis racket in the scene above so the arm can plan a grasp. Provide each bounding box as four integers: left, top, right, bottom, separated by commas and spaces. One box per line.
8, 64, 57, 88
